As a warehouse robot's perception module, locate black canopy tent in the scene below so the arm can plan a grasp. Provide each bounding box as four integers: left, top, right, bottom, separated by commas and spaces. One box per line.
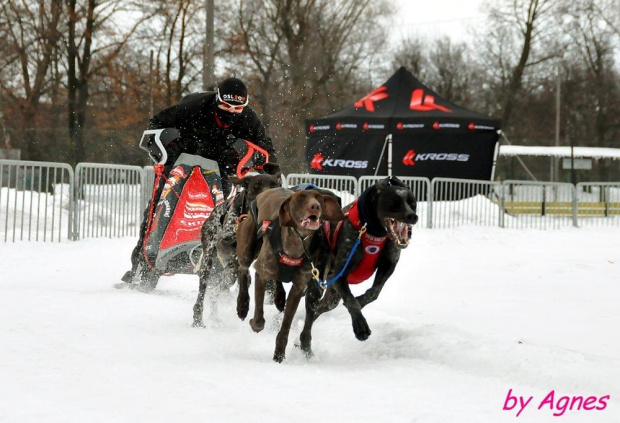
305, 67, 502, 180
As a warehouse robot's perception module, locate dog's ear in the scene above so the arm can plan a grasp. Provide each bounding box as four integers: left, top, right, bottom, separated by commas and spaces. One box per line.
388, 176, 406, 188
229, 176, 246, 187
228, 176, 252, 189
320, 195, 345, 222
279, 197, 296, 227
263, 163, 281, 178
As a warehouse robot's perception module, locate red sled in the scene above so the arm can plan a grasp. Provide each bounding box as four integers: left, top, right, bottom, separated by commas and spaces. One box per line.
142, 153, 224, 274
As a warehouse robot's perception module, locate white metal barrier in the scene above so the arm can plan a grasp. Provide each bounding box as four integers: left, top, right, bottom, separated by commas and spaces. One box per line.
286, 173, 358, 205
575, 182, 620, 227
501, 180, 576, 229
430, 178, 502, 229
0, 159, 74, 241
3, 158, 620, 242
74, 163, 144, 239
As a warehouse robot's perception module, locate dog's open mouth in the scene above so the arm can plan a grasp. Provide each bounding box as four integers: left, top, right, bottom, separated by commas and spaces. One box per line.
384, 218, 412, 248
300, 214, 320, 230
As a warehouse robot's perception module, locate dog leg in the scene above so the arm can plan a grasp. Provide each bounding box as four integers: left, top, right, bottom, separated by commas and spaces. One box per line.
235, 217, 257, 320
249, 273, 266, 333
299, 281, 324, 358
273, 280, 286, 312
333, 280, 371, 341
357, 268, 396, 309
193, 236, 218, 327
236, 266, 251, 320
274, 277, 306, 363
192, 271, 208, 328
312, 286, 341, 316
357, 248, 399, 309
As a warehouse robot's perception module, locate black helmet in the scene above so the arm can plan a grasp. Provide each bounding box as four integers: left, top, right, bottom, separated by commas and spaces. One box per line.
216, 77, 249, 106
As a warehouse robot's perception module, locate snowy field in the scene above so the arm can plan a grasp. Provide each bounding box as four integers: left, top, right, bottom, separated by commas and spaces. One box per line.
1, 227, 618, 422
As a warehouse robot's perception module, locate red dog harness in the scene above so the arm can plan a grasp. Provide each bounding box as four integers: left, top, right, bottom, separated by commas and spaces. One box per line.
324, 200, 387, 284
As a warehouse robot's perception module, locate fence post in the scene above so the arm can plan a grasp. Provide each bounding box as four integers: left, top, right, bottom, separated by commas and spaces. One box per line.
499, 182, 505, 228
428, 180, 434, 229
572, 184, 578, 228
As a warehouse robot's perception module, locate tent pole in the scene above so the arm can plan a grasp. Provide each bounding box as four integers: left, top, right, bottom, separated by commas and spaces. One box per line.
374, 134, 389, 176
387, 134, 393, 177
491, 135, 500, 181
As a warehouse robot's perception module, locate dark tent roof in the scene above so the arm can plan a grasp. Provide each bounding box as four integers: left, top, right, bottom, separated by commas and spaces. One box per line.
306, 66, 500, 133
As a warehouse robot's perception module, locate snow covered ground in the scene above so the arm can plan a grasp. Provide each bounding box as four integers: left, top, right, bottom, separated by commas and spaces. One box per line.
1, 227, 618, 422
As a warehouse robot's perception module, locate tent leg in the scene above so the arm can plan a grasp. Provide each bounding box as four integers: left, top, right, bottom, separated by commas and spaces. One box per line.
491, 138, 499, 181
387, 134, 393, 177
375, 138, 389, 176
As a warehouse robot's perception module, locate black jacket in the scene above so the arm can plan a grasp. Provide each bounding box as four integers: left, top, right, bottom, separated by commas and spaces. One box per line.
148, 91, 277, 173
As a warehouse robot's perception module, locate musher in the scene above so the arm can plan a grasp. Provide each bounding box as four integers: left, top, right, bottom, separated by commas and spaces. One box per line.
122, 77, 277, 284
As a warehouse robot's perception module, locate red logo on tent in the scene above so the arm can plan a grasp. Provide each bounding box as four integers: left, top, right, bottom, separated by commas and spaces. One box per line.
309, 124, 315, 133
310, 152, 325, 171
396, 122, 403, 130
410, 89, 452, 112
403, 150, 416, 166
363, 122, 369, 130
433, 121, 440, 129
336, 122, 342, 130
468, 122, 475, 130
354, 86, 389, 112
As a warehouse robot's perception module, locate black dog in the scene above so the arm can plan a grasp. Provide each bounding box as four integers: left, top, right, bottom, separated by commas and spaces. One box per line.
192, 163, 281, 327
299, 176, 418, 357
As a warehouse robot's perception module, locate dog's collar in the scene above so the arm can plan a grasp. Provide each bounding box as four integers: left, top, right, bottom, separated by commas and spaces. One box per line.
348, 188, 387, 238
258, 218, 321, 282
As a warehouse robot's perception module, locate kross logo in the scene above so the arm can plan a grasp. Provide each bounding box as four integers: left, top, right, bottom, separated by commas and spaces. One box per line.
402, 150, 469, 166
310, 153, 368, 170
310, 152, 325, 170
410, 89, 452, 112
354, 86, 389, 112
403, 149, 416, 166
309, 124, 330, 133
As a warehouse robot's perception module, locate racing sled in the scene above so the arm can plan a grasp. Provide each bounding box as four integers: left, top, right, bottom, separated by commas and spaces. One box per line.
132, 128, 270, 285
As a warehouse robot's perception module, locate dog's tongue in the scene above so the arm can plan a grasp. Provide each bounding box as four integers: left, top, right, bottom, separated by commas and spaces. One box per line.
391, 220, 410, 243
301, 217, 320, 229
397, 221, 409, 241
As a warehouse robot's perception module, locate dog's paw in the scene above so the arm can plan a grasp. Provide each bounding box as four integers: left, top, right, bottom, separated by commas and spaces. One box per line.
249, 318, 265, 333
191, 320, 206, 328
236, 298, 249, 320
352, 317, 371, 341
273, 352, 285, 363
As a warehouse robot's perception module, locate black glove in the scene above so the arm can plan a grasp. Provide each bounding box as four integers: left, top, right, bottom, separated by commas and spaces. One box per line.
225, 134, 238, 148
221, 148, 240, 172
253, 151, 266, 167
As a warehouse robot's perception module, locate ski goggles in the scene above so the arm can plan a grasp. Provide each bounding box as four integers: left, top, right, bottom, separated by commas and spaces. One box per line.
216, 88, 249, 112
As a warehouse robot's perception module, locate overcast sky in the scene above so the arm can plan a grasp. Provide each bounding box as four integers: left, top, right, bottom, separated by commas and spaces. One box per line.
388, 0, 486, 45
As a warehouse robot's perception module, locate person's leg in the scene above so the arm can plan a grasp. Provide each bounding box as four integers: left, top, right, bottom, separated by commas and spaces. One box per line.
122, 172, 168, 283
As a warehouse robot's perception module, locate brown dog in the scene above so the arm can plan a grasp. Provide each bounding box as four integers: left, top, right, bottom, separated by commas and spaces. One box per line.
236, 187, 344, 362
192, 163, 281, 327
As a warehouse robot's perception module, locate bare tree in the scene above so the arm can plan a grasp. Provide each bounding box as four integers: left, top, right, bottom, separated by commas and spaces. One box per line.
478, 0, 558, 129
391, 36, 427, 79
231, 0, 392, 171
64, 0, 150, 163
0, 0, 63, 159
560, 0, 619, 146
